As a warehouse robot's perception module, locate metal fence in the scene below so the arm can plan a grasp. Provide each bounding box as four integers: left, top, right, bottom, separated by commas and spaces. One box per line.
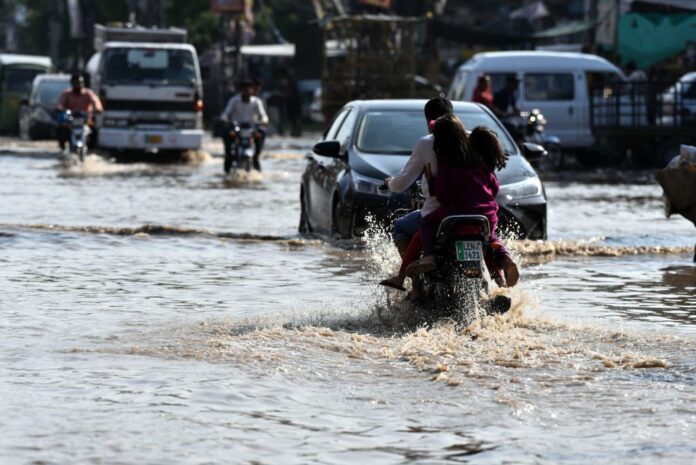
590, 80, 696, 137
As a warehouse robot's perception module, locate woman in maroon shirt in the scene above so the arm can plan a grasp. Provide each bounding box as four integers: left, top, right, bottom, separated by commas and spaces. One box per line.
472, 74, 493, 107
407, 118, 519, 286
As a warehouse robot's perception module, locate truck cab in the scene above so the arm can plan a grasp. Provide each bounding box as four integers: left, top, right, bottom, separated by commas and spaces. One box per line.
87, 25, 203, 154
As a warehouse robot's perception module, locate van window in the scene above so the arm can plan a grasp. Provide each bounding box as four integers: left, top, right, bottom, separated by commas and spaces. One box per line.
524, 73, 574, 101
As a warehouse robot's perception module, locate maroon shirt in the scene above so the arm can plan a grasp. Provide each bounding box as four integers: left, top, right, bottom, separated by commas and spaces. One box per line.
472, 88, 493, 108
434, 160, 499, 222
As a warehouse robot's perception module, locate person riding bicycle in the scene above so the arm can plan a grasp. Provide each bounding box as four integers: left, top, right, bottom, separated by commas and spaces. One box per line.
220, 79, 269, 171
56, 74, 103, 151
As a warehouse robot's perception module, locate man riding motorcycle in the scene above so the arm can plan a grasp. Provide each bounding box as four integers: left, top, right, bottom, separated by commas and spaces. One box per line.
220, 79, 269, 171
56, 74, 103, 151
492, 75, 520, 117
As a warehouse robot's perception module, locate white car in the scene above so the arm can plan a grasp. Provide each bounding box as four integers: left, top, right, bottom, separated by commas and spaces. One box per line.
661, 72, 696, 126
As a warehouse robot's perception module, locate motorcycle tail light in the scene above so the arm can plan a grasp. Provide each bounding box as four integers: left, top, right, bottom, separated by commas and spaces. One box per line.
456, 225, 483, 235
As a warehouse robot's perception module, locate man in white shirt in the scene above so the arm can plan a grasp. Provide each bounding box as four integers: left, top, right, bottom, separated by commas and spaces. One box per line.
220, 79, 270, 171
385, 98, 453, 256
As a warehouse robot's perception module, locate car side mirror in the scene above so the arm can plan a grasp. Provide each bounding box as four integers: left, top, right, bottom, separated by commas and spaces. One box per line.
313, 140, 342, 158
522, 142, 547, 161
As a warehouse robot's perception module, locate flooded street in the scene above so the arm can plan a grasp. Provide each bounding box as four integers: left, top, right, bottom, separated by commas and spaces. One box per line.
1, 136, 695, 464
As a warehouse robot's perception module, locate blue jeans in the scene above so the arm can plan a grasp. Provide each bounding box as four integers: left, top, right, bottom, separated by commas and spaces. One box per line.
393, 210, 422, 243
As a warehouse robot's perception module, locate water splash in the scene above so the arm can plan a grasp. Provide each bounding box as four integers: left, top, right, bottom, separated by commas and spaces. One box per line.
222, 168, 264, 187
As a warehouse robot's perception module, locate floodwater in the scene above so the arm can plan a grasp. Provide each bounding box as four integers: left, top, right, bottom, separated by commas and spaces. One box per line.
1, 137, 695, 464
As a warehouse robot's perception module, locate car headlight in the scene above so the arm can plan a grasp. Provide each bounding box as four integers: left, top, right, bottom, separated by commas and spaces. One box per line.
499, 176, 542, 200
353, 171, 389, 196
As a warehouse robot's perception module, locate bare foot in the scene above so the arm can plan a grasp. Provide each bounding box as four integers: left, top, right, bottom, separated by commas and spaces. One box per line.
380, 275, 406, 291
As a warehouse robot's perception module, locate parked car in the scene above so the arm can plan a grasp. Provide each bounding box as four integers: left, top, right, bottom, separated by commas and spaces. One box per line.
661, 72, 696, 126
299, 100, 547, 240
448, 51, 627, 149
0, 53, 52, 134
18, 74, 70, 140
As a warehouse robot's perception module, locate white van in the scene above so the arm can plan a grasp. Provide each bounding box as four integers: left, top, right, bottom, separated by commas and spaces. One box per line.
448, 51, 625, 148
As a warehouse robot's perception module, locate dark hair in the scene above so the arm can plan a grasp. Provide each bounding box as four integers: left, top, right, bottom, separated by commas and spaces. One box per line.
476, 73, 489, 88
71, 73, 83, 82
424, 97, 453, 122
432, 113, 469, 166
469, 126, 507, 171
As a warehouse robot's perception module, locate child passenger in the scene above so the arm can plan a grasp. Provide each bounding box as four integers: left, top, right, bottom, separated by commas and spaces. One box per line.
380, 119, 518, 290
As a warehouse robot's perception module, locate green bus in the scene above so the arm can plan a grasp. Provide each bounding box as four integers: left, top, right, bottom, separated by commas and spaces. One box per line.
0, 54, 52, 133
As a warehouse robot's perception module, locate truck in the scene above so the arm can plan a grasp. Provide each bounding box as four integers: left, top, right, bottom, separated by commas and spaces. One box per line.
86, 24, 204, 155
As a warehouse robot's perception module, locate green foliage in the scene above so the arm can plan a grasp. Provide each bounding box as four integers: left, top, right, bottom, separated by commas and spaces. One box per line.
166, 0, 220, 52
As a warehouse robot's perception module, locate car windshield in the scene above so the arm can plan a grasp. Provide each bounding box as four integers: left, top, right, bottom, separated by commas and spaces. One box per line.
102, 48, 196, 86
2, 68, 45, 94
38, 80, 69, 106
355, 109, 516, 155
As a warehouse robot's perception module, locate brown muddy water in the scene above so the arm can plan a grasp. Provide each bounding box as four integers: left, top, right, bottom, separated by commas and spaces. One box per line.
1, 138, 695, 464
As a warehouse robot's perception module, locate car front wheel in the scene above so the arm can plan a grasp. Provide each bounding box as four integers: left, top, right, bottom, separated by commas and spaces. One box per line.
331, 197, 354, 239
298, 190, 313, 234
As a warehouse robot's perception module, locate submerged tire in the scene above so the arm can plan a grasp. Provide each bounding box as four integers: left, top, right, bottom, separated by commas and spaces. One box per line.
298, 191, 312, 234
331, 199, 353, 239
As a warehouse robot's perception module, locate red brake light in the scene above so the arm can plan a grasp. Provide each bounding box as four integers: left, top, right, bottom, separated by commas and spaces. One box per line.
456, 225, 483, 235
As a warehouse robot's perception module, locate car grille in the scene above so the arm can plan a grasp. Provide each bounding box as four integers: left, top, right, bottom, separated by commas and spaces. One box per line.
104, 99, 192, 112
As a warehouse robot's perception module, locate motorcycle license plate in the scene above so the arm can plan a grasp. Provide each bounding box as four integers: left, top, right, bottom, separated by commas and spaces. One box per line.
455, 241, 483, 262
145, 134, 163, 144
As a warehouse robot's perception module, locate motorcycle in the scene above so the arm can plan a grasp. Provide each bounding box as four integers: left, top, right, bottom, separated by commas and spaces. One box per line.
418, 214, 512, 320
224, 121, 259, 173
502, 109, 563, 170
387, 184, 512, 322
58, 110, 90, 162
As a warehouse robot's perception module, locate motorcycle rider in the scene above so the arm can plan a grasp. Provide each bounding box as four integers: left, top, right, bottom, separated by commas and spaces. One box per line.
220, 79, 269, 171
492, 75, 520, 117
56, 74, 103, 151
